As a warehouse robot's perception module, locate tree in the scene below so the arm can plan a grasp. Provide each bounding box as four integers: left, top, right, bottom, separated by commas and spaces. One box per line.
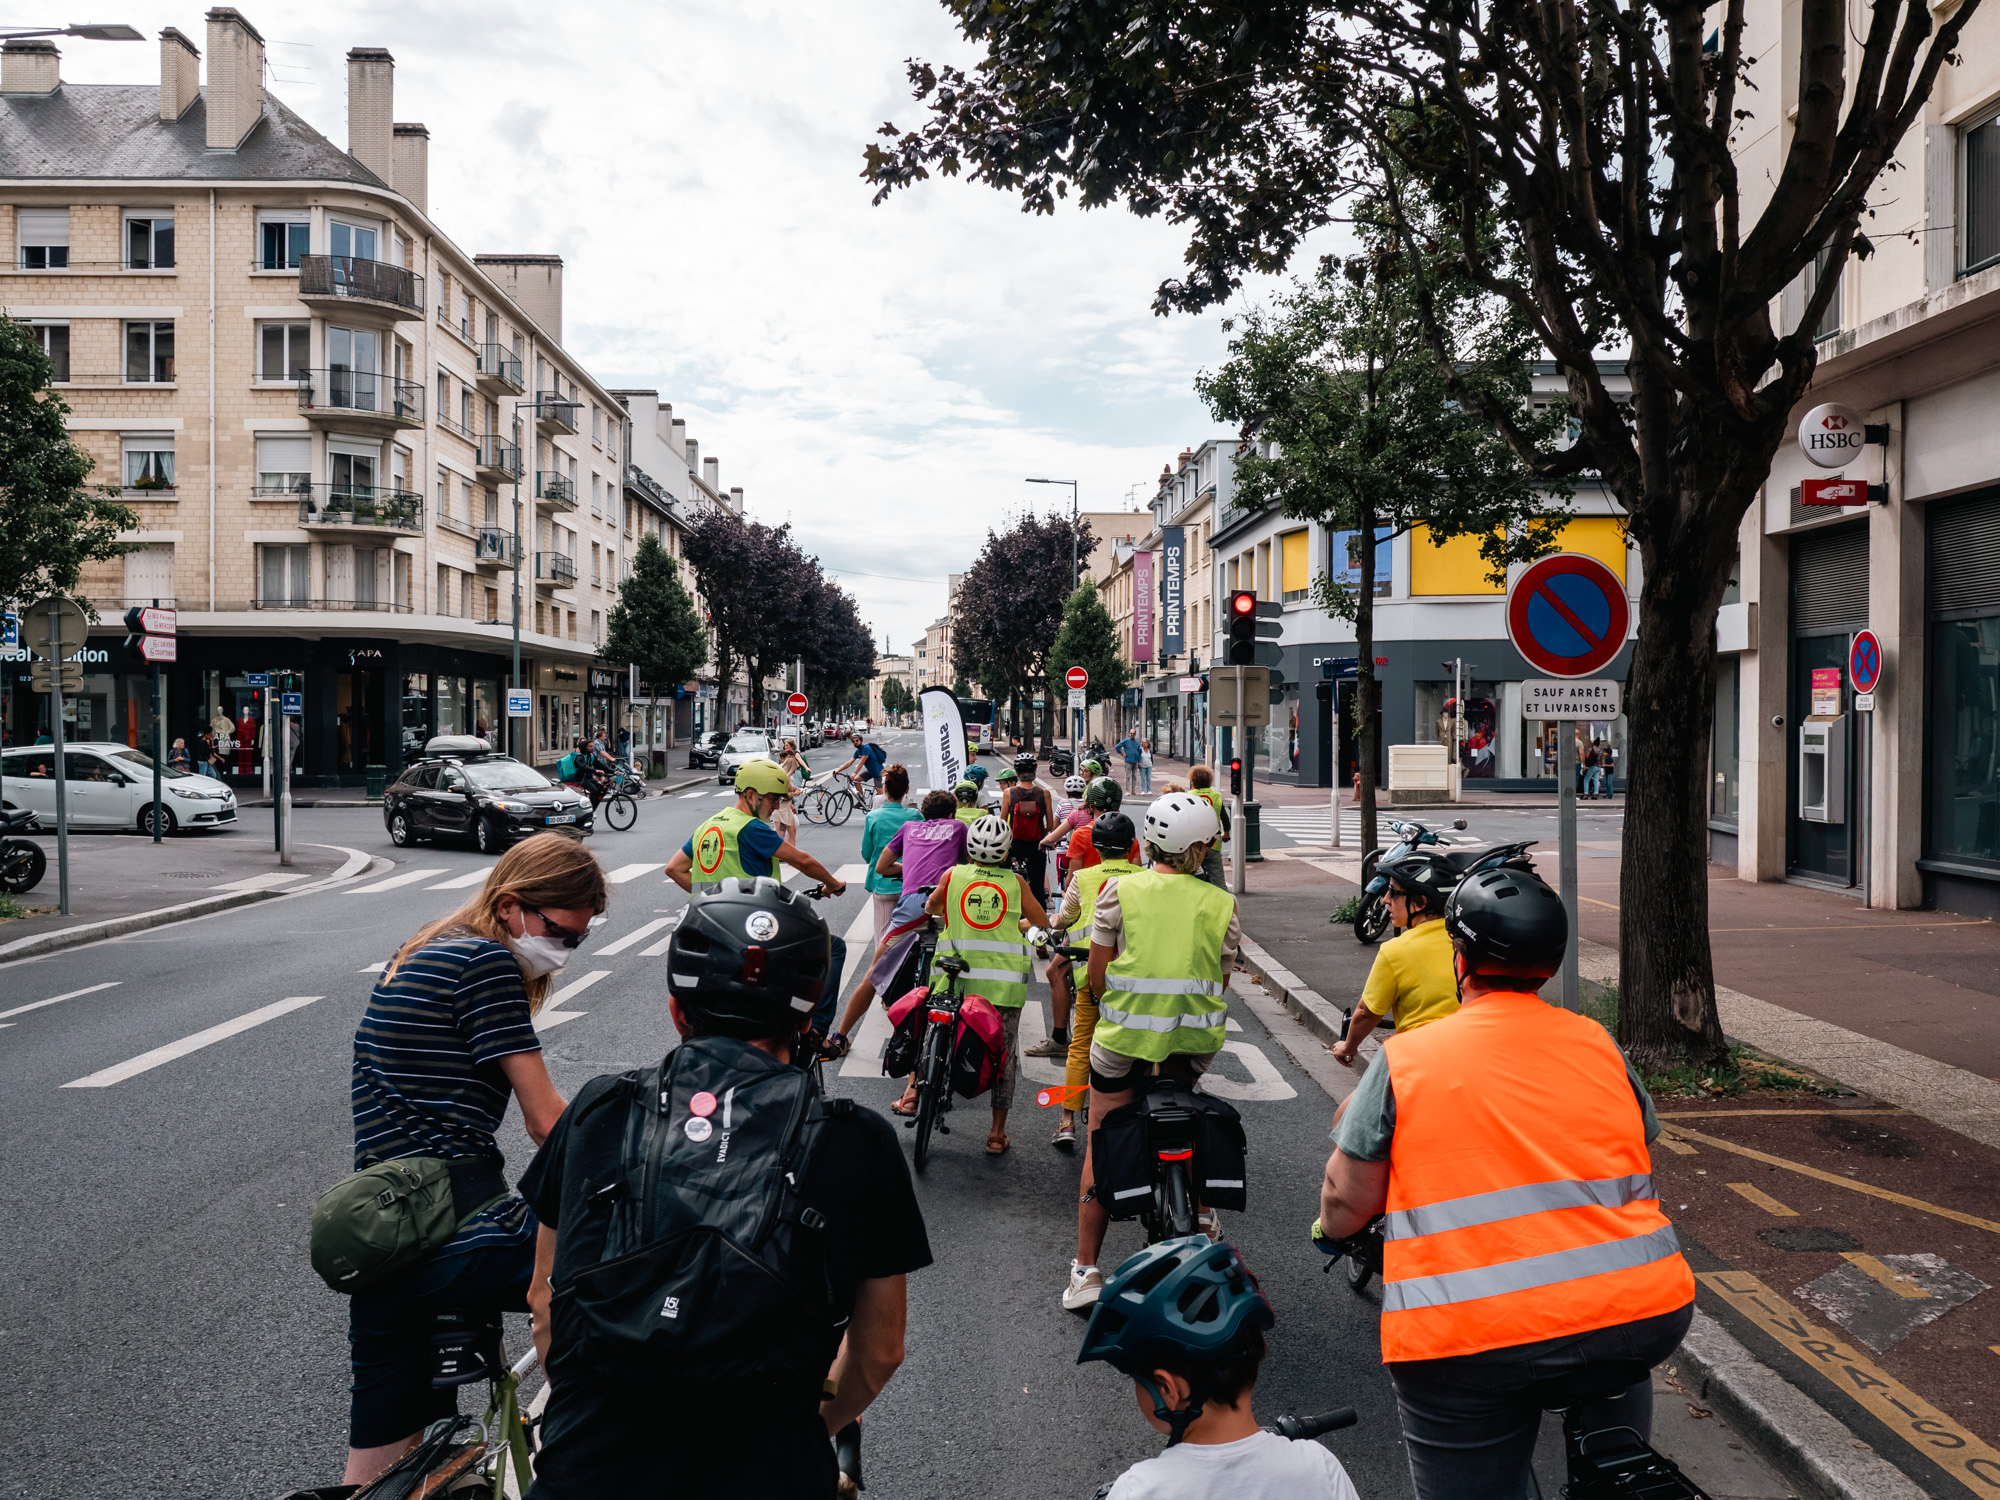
881, 676, 913, 720
800, 576, 878, 712
1196, 180, 1571, 857
862, 1, 1981, 1069
953, 513, 1096, 753
599, 533, 706, 759
1047, 584, 1131, 734
0, 317, 136, 609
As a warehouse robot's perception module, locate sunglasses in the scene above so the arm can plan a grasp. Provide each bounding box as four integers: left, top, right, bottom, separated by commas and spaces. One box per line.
524, 905, 588, 949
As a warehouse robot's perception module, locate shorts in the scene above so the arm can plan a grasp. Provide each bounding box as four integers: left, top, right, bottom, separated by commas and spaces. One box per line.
1087, 1041, 1216, 1095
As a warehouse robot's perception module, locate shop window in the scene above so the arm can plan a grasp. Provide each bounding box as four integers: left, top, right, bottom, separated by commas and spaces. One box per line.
259, 215, 309, 270
1929, 615, 2000, 867
29, 321, 68, 382
125, 214, 174, 270
258, 322, 309, 382
122, 435, 175, 492
17, 208, 69, 269
1711, 657, 1740, 822
124, 321, 174, 384
401, 673, 432, 758
1417, 680, 1506, 780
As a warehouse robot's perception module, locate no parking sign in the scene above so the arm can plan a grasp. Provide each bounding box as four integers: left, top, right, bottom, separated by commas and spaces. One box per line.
1506, 554, 1630, 679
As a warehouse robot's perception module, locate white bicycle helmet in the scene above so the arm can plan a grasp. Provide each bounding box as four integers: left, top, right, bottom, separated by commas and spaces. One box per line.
965, 813, 1012, 865
1064, 774, 1086, 796
1143, 792, 1222, 855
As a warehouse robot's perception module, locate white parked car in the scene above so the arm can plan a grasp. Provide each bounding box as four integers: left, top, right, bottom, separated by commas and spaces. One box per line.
0, 742, 238, 835
716, 732, 777, 786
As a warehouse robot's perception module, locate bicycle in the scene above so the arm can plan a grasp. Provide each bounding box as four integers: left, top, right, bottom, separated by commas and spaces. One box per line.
600, 787, 638, 831
909, 947, 970, 1171
1086, 1407, 1356, 1498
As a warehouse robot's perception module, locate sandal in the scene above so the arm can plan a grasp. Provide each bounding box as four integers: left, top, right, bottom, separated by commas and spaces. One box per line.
890, 1093, 919, 1117
1052, 1120, 1077, 1152
986, 1133, 1012, 1155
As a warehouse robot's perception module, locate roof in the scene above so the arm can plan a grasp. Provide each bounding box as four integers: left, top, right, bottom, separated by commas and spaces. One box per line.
0, 84, 387, 186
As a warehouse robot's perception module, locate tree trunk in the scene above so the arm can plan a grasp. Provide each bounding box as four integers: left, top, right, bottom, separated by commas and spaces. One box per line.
1356, 502, 1380, 858
1617, 511, 1734, 1072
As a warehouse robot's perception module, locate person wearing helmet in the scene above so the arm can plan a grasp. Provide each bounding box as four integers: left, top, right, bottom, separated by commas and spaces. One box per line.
1067, 792, 1238, 1311
1315, 866, 1690, 1499
1058, 777, 1138, 881
1330, 847, 1462, 1069
916, 811, 1051, 1152
1078, 1237, 1359, 1495
1043, 772, 1094, 887
951, 778, 984, 826
1001, 752, 1055, 909
519, 879, 933, 1495
1037, 810, 1142, 1151
1187, 765, 1232, 890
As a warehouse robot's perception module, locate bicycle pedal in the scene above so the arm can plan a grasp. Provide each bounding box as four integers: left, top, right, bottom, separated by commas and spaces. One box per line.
937, 1125, 950, 1135
903, 1119, 915, 1129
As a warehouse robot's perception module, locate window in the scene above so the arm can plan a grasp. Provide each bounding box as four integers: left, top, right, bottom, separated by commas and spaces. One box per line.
591, 610, 601, 644
259, 215, 309, 270
122, 434, 174, 491
436, 466, 449, 521
458, 290, 472, 339
592, 406, 602, 444
1331, 526, 1394, 597
591, 540, 601, 585
329, 449, 377, 497
16, 209, 68, 269
437, 563, 451, 616
28, 321, 68, 382
1280, 529, 1310, 602
1711, 657, 1740, 821
329, 218, 378, 262
590, 475, 601, 517
462, 480, 475, 525
255, 435, 310, 494
125, 214, 174, 270
125, 544, 174, 600
460, 385, 472, 433
259, 544, 310, 605
258, 321, 309, 382
436, 370, 450, 423
1811, 245, 1841, 342
124, 320, 174, 383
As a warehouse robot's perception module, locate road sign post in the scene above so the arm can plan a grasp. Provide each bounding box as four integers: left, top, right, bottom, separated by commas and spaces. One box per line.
1065, 666, 1089, 764
1849, 631, 1884, 906
28, 596, 86, 917
786, 691, 809, 718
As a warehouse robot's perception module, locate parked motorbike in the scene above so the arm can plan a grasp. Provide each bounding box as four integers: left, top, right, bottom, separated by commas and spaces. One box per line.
1352, 818, 1536, 945
1, 807, 48, 895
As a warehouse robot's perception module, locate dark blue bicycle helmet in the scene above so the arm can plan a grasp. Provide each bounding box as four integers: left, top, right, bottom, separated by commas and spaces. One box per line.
1077, 1236, 1275, 1444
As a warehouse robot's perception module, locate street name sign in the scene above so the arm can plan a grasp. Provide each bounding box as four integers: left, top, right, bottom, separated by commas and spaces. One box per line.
1849, 630, 1884, 694
125, 605, 176, 635
1521, 679, 1622, 718
281, 691, 304, 716
245, 672, 271, 687
1178, 676, 1204, 694
1506, 554, 1629, 679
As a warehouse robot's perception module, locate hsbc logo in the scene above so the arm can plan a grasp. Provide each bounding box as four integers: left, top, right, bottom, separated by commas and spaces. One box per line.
1799, 403, 1870, 469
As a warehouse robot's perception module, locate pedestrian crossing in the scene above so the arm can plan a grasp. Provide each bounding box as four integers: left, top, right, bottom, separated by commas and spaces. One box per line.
1257, 807, 1363, 844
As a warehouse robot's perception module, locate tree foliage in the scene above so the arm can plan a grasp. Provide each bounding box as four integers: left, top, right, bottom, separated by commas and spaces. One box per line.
0, 318, 136, 609
1047, 584, 1131, 709
953, 512, 1095, 748
600, 533, 706, 693
863, 0, 1981, 1069
880, 675, 915, 719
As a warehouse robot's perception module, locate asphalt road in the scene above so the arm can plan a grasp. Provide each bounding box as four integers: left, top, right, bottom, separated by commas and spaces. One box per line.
0, 728, 1476, 1498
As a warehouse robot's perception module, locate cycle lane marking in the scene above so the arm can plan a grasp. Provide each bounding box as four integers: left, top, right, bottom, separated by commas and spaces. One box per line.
344, 868, 449, 895
605, 863, 659, 884
596, 917, 675, 956
0, 980, 121, 1022
61, 995, 322, 1088
533, 970, 613, 1033
426, 869, 492, 890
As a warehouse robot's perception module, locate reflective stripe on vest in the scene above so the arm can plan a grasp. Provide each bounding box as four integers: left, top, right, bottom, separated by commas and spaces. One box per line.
1379, 993, 1694, 1362
1070, 858, 1139, 936
1094, 870, 1234, 1063
690, 805, 757, 884
931, 864, 1031, 1008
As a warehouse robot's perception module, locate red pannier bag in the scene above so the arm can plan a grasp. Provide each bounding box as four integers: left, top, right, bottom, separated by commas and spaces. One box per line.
881, 987, 1007, 1099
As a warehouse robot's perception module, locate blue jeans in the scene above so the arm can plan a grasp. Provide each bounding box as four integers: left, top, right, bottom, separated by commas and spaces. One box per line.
810, 933, 847, 1035
1138, 764, 1152, 791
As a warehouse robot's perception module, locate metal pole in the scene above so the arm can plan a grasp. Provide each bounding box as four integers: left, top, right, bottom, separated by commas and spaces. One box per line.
1330, 677, 1342, 851
261, 680, 272, 804
1231, 668, 1247, 895
1858, 710, 1870, 908
1452, 658, 1463, 803
1558, 721, 1579, 1011
151, 655, 163, 845
48, 599, 69, 917
280, 694, 294, 867
511, 441, 524, 764
265, 685, 276, 844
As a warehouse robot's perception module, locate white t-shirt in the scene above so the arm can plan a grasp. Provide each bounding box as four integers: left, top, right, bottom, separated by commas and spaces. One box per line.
1105, 1431, 1360, 1500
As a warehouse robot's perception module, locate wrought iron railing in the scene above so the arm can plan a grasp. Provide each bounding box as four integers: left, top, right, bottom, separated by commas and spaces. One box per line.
477, 343, 524, 392
297, 254, 425, 314
291, 485, 423, 532
296, 369, 424, 424
536, 472, 576, 507
474, 434, 523, 477
536, 551, 577, 586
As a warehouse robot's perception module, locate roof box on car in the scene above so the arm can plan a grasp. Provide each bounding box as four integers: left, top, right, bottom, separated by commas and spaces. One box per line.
423, 735, 492, 757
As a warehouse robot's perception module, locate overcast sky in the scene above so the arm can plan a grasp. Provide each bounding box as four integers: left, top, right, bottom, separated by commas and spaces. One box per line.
58, 1, 1322, 652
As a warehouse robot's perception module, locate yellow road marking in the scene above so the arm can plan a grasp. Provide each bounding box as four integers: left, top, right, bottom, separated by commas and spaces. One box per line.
1726, 1182, 1798, 1216
1657, 1109, 1905, 1118
1654, 1132, 1698, 1156
1663, 1122, 2000, 1236
1841, 1252, 1932, 1299
1697, 1272, 2000, 1495
1706, 921, 1992, 932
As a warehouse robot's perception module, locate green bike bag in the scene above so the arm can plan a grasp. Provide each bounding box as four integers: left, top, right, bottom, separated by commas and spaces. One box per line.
309, 1155, 508, 1295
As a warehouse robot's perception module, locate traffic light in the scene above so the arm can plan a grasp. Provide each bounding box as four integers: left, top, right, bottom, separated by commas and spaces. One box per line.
1224, 591, 1284, 666
1229, 756, 1243, 797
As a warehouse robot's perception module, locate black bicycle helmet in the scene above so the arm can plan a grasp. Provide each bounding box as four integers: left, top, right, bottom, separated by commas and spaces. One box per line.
1014, 752, 1038, 774
1443, 865, 1568, 980
1367, 846, 1460, 907
666, 877, 832, 1036
1089, 811, 1136, 855
1083, 778, 1123, 813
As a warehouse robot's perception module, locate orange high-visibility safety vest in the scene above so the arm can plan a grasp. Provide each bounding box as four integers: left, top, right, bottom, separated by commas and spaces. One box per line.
1378, 991, 1693, 1363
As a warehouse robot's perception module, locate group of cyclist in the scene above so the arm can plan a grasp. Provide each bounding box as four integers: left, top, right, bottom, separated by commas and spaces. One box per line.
334, 734, 1692, 1500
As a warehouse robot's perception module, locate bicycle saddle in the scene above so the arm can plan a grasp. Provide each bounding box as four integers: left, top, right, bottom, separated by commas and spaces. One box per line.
935, 955, 969, 976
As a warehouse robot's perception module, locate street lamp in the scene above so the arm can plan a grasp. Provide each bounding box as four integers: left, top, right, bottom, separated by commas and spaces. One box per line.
1026, 477, 1079, 591
0, 23, 144, 39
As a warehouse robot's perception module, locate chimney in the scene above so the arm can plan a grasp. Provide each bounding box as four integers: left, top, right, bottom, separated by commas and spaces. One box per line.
703, 457, 721, 495
474, 254, 563, 344
685, 439, 700, 478
392, 122, 429, 214
669, 418, 687, 460
204, 9, 264, 149
345, 48, 394, 182
657, 402, 674, 442
1, 39, 60, 95
159, 29, 199, 120
729, 486, 744, 515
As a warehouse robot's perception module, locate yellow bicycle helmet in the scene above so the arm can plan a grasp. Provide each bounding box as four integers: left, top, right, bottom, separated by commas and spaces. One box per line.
734, 759, 793, 796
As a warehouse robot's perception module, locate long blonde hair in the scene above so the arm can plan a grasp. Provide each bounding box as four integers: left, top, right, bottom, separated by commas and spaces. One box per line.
386, 833, 610, 1013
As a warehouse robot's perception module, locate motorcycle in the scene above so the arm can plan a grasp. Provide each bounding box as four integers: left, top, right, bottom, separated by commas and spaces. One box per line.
1352, 818, 1536, 945
1, 807, 48, 895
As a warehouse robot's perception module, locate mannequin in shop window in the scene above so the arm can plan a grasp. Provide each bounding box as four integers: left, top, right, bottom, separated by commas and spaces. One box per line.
235, 708, 259, 776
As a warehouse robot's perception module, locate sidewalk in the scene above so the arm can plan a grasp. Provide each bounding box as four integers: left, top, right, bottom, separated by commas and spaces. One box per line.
1128, 748, 1620, 810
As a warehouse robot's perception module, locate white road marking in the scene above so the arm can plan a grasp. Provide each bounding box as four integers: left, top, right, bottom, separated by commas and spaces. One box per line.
606, 863, 658, 885
345, 868, 449, 895
426, 868, 492, 890
712, 790, 734, 798
358, 961, 388, 974
0, 980, 121, 1021
1197, 1041, 1298, 1102
596, 916, 675, 957
639, 913, 685, 957
62, 996, 322, 1088
678, 789, 709, 799
210, 871, 314, 893
533, 969, 612, 1032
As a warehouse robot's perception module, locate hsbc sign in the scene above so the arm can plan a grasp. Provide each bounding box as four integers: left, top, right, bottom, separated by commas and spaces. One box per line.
1798, 402, 1868, 469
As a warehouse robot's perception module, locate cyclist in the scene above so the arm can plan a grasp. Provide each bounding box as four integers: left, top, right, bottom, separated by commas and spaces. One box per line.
1329, 847, 1460, 1069
557, 737, 609, 806
833, 731, 885, 802
951, 779, 984, 826
665, 760, 849, 1037
1002, 752, 1054, 908
519, 879, 932, 1495
1059, 778, 1137, 880
1078, 1237, 1360, 1495
1315, 865, 1693, 1499
859, 763, 918, 949
918, 812, 1049, 1152
1039, 810, 1141, 1151
963, 759, 1001, 811
1067, 793, 1237, 1311
1187, 765, 1232, 889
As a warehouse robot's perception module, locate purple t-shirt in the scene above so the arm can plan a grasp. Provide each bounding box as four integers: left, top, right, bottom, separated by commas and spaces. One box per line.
888, 816, 968, 894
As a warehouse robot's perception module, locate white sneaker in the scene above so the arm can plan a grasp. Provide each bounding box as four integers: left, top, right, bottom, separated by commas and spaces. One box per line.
1063, 1261, 1104, 1311
1198, 1209, 1223, 1243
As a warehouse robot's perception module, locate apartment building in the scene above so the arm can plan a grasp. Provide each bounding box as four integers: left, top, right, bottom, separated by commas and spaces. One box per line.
0, 14, 631, 782
868, 654, 914, 724
1709, 4, 2000, 917
1134, 447, 1222, 761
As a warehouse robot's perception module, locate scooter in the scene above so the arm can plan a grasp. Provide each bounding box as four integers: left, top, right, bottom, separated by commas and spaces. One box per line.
0, 807, 47, 895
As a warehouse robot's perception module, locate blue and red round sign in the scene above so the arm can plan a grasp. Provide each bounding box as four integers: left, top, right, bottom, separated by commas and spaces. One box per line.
1506, 554, 1630, 679
1849, 630, 1884, 694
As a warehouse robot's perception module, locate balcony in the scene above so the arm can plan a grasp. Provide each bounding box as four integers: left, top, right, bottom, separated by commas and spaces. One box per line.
625, 462, 673, 513
473, 528, 520, 569
535, 392, 580, 436
474, 434, 523, 482
536, 471, 577, 511
296, 369, 423, 432
535, 551, 577, 590
296, 254, 425, 322
293, 485, 423, 533
476, 344, 524, 395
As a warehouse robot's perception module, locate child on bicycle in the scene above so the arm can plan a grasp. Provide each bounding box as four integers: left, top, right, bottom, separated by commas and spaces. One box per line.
1079, 1237, 1361, 1499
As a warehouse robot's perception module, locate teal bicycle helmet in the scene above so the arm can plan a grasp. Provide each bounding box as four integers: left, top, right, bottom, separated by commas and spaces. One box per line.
1077, 1236, 1275, 1445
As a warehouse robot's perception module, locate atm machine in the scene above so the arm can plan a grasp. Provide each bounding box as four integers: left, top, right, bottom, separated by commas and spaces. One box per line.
1799, 715, 1847, 823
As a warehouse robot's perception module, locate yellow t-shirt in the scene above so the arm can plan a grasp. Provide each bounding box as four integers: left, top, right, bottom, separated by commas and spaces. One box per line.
1357, 917, 1460, 1032
954, 806, 984, 826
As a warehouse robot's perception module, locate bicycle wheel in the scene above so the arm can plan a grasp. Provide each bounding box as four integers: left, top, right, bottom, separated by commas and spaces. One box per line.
913, 1023, 947, 1171
602, 792, 637, 831
826, 789, 854, 826
797, 787, 828, 824
1162, 1162, 1196, 1239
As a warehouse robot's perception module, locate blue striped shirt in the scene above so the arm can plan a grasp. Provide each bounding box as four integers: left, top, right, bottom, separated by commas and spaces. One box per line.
351, 933, 542, 1250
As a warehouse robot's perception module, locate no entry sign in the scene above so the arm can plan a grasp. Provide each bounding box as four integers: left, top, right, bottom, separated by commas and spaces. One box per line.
1507, 554, 1630, 679
786, 692, 809, 716
1065, 666, 1089, 690
1849, 630, 1884, 694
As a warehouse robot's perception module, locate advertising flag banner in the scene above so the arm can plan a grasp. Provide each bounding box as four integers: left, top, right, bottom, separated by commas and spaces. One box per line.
920, 686, 967, 792
1133, 551, 1155, 663
1160, 528, 1185, 658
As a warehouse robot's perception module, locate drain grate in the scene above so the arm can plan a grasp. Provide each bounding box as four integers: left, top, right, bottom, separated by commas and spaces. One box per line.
162, 870, 226, 880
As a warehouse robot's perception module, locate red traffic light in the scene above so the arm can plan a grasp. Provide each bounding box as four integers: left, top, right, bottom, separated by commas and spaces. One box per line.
1229, 591, 1257, 615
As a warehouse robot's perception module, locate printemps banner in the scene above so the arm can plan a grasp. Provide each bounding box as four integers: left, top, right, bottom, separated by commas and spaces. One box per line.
1160, 527, 1184, 658
920, 686, 967, 792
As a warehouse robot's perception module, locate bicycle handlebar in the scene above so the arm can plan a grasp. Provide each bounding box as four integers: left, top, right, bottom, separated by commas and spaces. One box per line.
1265, 1408, 1359, 1441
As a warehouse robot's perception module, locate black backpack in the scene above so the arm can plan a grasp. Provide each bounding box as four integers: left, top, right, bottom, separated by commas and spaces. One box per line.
547, 1037, 853, 1393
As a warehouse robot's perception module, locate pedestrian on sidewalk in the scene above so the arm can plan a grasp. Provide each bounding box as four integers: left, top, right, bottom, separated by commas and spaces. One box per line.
1584, 741, 1603, 799
1138, 743, 1153, 792
1116, 731, 1144, 791
167, 737, 191, 772
337, 833, 606, 1489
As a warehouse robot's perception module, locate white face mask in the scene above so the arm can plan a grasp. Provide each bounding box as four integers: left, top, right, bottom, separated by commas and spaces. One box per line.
509, 932, 571, 979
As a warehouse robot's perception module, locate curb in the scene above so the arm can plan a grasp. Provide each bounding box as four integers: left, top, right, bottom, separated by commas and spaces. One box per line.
1676, 1310, 1927, 1500
1236, 935, 1349, 1047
